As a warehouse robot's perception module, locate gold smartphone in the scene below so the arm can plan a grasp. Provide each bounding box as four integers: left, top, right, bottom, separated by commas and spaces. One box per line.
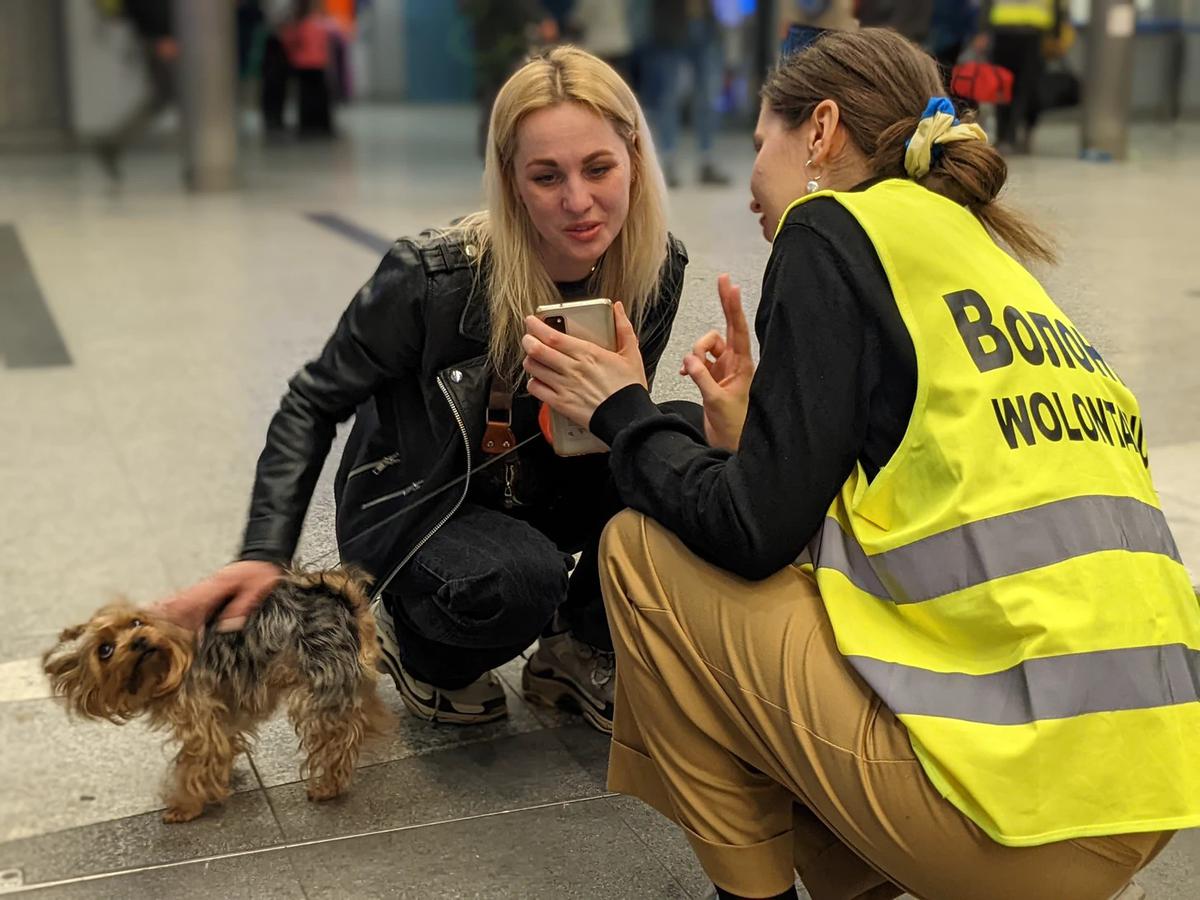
534, 298, 617, 456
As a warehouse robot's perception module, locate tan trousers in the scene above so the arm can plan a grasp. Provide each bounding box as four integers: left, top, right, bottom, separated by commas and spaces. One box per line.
598, 511, 1172, 900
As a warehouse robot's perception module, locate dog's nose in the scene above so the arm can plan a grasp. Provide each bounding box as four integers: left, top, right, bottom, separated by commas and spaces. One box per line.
132, 636, 149, 652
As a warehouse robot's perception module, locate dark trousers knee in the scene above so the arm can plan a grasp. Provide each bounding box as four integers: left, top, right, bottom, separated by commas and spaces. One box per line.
385, 505, 572, 688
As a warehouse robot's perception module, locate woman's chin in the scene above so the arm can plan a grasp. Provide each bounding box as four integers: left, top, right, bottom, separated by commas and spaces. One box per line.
550, 238, 610, 279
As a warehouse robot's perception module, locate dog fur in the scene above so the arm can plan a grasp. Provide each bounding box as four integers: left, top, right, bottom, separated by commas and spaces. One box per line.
42, 567, 392, 822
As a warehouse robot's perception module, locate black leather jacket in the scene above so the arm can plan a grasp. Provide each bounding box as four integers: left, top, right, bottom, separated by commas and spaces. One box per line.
239, 228, 688, 598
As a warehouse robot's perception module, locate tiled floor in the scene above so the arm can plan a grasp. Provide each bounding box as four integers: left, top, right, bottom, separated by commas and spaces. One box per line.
0, 107, 1196, 898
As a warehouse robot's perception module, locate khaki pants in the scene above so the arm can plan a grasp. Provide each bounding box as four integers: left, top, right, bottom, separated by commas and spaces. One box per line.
598, 511, 1171, 900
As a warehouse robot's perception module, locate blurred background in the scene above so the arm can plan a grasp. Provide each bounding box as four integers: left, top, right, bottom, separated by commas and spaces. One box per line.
2, 5, 1199, 897
1, 0, 1197, 186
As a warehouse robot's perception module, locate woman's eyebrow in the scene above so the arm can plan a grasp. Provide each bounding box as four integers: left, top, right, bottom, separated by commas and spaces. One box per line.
525, 150, 617, 169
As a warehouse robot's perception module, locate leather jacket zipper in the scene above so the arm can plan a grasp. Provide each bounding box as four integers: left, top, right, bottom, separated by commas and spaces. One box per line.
346, 452, 402, 480
371, 375, 473, 602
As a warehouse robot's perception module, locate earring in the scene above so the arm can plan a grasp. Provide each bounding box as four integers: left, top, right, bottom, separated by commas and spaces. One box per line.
805, 159, 821, 195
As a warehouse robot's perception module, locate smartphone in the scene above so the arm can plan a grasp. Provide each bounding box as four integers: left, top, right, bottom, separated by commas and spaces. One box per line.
534, 298, 617, 457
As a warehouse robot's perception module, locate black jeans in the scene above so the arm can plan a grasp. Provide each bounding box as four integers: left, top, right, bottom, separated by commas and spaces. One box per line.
383, 461, 622, 690
992, 28, 1045, 146
378, 401, 703, 690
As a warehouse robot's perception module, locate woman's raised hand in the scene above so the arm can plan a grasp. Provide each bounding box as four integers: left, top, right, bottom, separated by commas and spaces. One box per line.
680, 274, 756, 452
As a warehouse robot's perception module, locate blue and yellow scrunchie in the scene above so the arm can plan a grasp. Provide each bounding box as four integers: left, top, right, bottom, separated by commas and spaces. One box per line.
904, 97, 988, 179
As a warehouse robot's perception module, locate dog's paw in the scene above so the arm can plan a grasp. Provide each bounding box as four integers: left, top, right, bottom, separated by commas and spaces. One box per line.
306, 782, 344, 803
162, 804, 204, 824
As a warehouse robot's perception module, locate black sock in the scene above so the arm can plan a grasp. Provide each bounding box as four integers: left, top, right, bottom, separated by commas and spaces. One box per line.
715, 886, 799, 900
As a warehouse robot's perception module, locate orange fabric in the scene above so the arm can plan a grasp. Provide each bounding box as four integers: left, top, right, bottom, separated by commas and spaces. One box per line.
538, 403, 554, 444
324, 0, 355, 29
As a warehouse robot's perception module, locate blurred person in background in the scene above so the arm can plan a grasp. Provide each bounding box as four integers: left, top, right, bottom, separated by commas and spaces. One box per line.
154, 47, 688, 737
856, 0, 934, 43
570, 0, 634, 79
461, 0, 560, 156
928, 0, 980, 78
236, 0, 267, 80
976, 0, 1063, 153
775, 0, 858, 36
275, 0, 344, 137
647, 0, 731, 188
94, 0, 177, 179
542, 0, 578, 33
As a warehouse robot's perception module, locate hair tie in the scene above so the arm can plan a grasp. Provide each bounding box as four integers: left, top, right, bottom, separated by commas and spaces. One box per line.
904, 97, 988, 179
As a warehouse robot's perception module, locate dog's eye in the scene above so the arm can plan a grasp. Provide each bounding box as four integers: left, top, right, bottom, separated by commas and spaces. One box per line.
130, 619, 142, 628
98, 643, 114, 661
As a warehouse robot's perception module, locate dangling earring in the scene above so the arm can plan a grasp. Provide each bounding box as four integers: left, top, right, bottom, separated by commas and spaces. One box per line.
805, 159, 821, 195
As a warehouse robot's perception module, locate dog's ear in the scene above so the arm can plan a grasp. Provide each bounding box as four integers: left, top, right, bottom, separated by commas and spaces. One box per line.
43, 625, 85, 676
42, 624, 97, 712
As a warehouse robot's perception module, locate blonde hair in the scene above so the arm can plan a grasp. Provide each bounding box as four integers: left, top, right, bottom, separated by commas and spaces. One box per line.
454, 46, 670, 382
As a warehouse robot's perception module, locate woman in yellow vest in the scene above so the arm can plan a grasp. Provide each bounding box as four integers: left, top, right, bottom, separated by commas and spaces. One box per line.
520, 28, 1198, 900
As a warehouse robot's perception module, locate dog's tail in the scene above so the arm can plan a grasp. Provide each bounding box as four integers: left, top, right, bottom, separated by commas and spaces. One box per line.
285, 566, 381, 674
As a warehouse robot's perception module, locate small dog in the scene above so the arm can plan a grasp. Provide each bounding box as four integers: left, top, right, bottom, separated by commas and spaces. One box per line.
43, 567, 392, 823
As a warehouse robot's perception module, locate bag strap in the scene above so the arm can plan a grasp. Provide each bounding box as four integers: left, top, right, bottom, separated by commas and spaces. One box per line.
483, 370, 518, 455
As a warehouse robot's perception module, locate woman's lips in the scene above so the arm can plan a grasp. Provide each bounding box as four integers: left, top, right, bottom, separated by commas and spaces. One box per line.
564, 222, 603, 243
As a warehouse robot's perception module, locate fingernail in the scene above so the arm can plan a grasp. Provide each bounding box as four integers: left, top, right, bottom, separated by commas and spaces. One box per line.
215, 617, 246, 633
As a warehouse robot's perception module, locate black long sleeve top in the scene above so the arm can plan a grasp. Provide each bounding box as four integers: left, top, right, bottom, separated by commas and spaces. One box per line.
589, 193, 918, 580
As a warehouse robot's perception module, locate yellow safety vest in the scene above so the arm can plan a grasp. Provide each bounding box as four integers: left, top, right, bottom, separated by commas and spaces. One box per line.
779, 179, 1200, 847
990, 0, 1056, 30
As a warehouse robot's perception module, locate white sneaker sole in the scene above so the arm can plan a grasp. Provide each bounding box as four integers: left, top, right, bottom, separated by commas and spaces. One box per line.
371, 599, 507, 725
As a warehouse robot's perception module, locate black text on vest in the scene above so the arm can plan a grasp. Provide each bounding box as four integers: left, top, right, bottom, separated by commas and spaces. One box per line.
943, 290, 1119, 383
943, 291, 1148, 468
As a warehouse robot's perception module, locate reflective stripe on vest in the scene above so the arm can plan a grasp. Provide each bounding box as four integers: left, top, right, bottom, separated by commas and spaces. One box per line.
779, 180, 1200, 847
812, 494, 1182, 604
990, 0, 1055, 29
850, 643, 1200, 725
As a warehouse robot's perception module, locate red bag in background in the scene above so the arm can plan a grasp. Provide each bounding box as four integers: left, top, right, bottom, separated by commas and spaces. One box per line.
950, 62, 1014, 105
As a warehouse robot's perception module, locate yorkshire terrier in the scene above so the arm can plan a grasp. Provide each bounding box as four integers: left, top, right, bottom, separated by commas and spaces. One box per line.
43, 567, 392, 823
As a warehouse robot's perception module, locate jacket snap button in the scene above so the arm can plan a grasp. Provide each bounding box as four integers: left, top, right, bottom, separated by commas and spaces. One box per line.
450, 370, 463, 383
464, 244, 476, 258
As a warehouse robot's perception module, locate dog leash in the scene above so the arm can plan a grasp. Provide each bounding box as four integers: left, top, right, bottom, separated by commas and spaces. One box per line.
302, 431, 545, 568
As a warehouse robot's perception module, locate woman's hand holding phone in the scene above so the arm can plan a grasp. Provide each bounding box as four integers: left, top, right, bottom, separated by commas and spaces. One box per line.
523, 301, 647, 429
681, 274, 755, 452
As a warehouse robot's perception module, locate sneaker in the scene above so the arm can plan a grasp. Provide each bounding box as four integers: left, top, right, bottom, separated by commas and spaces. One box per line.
699, 162, 731, 186
522, 629, 615, 734
369, 597, 508, 725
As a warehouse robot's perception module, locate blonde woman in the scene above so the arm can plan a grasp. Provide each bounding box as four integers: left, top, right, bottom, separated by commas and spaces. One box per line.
157, 46, 687, 735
